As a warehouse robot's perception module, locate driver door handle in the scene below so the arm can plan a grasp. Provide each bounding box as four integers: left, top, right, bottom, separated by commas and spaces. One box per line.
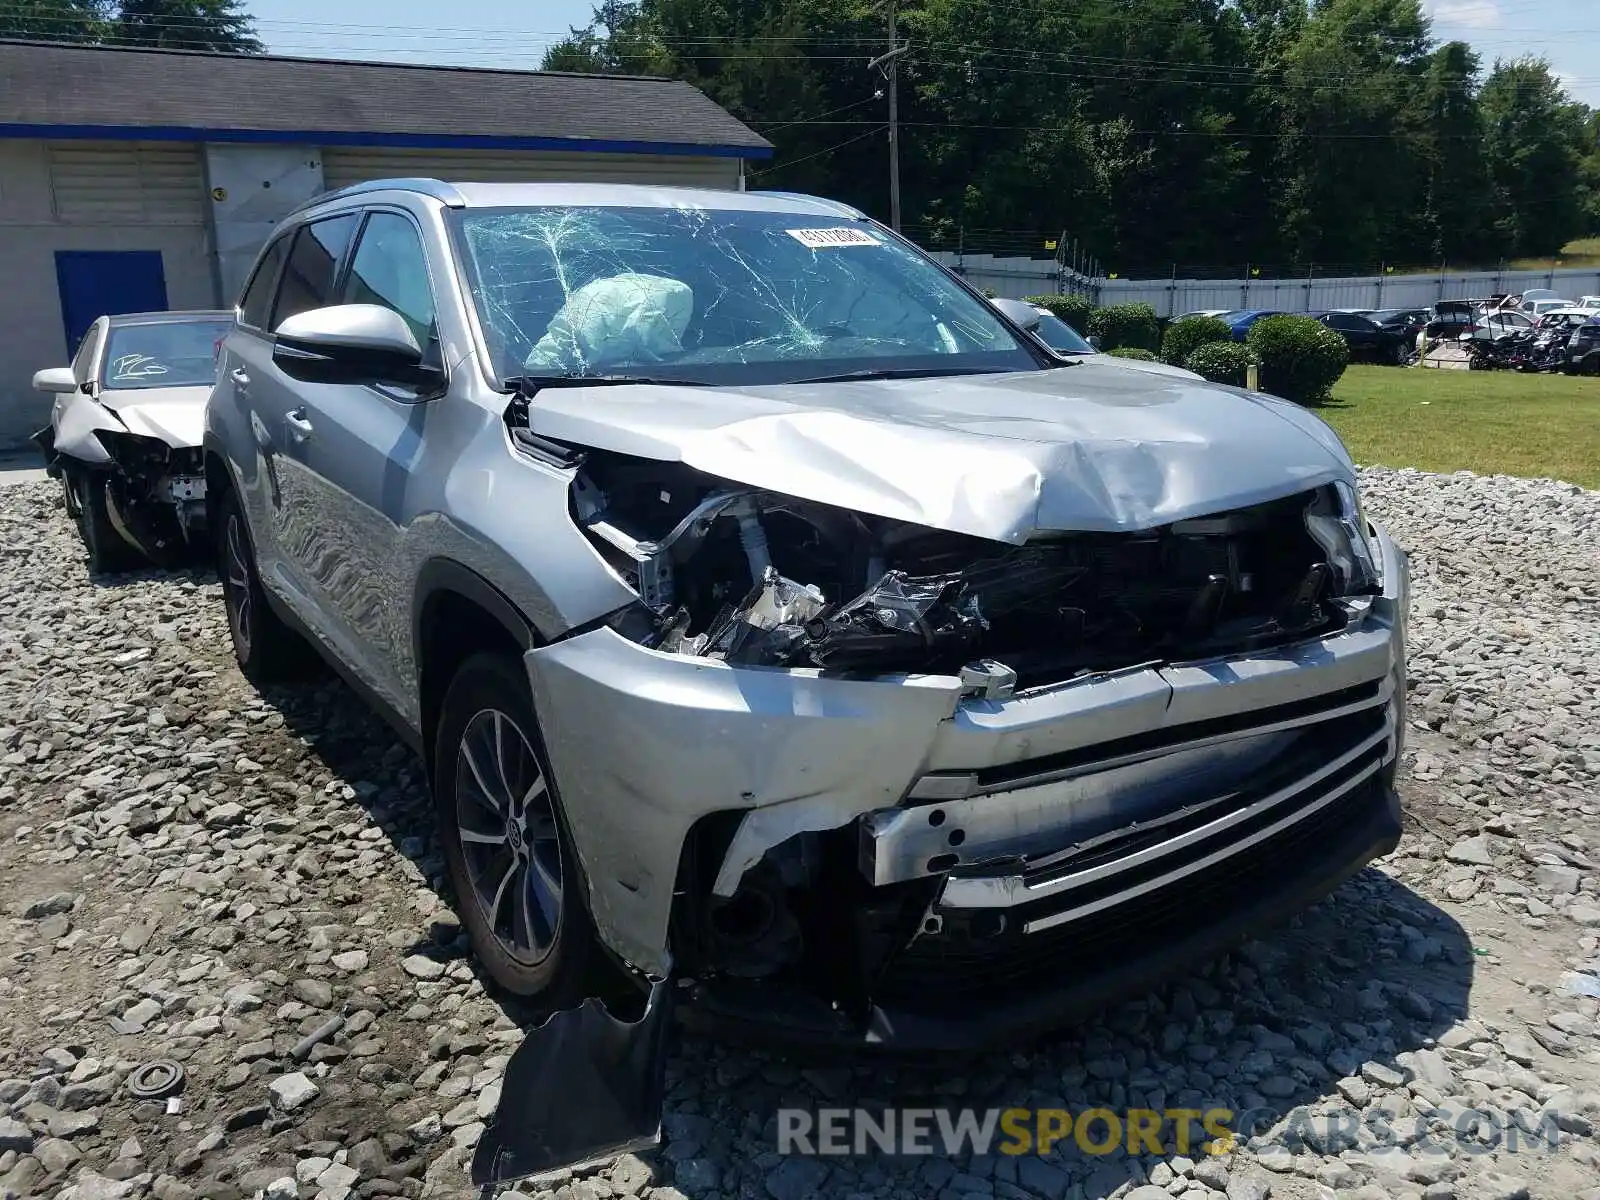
230, 368, 250, 385
284, 407, 314, 443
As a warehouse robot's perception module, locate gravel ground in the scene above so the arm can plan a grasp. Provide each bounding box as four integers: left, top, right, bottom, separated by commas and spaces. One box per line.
2, 466, 1600, 1200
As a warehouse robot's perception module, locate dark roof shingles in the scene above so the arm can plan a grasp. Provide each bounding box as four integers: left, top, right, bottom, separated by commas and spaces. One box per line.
0, 40, 770, 150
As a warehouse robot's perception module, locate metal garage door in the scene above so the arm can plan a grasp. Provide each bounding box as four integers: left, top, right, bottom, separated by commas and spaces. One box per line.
47, 141, 207, 224
320, 147, 739, 192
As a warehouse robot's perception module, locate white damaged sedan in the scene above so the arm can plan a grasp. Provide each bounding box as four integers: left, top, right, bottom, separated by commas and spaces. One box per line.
33, 309, 233, 572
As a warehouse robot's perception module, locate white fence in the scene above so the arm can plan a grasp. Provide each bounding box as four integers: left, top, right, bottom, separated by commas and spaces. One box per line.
928, 252, 1600, 316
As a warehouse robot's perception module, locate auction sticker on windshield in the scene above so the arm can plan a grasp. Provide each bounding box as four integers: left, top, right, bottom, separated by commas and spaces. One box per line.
786, 227, 883, 248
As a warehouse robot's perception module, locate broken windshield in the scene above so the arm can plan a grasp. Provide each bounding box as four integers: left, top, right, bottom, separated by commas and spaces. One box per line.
455, 206, 1041, 386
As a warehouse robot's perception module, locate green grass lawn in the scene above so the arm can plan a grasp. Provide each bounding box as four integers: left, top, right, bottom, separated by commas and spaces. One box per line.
1509, 235, 1600, 272
1316, 364, 1600, 490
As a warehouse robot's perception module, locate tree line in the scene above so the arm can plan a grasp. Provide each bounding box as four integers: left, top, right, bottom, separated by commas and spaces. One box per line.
2, 0, 259, 56
545, 0, 1600, 275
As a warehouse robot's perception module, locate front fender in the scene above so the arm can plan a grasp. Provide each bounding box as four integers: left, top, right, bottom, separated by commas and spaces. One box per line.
52, 394, 120, 466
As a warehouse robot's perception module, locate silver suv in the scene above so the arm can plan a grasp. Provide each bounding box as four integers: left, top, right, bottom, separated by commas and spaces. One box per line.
206, 179, 1407, 1170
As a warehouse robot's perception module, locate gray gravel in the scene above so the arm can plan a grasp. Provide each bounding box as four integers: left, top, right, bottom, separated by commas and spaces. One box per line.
2, 466, 1600, 1200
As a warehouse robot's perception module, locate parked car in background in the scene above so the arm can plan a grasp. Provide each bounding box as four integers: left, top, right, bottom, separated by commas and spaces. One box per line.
1175, 308, 1231, 320
1220, 309, 1283, 341
32, 310, 232, 572
1567, 318, 1600, 375
1536, 309, 1595, 333
1366, 308, 1430, 342
206, 179, 1409, 1179
1576, 296, 1600, 313
991, 299, 1202, 380
1313, 311, 1409, 364
1520, 288, 1561, 307
1418, 302, 1532, 350
1524, 298, 1573, 319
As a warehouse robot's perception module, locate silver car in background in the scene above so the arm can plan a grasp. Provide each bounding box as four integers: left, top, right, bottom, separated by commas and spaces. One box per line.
33, 310, 231, 571
204, 179, 1408, 1182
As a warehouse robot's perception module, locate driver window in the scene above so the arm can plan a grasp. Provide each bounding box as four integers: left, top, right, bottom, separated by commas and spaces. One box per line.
342, 212, 437, 359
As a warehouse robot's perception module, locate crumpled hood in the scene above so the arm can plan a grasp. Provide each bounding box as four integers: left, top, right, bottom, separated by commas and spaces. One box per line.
525, 361, 1357, 541
100, 385, 209, 448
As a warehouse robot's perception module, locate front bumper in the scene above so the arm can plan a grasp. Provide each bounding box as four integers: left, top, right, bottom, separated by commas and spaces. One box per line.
525, 522, 1409, 1040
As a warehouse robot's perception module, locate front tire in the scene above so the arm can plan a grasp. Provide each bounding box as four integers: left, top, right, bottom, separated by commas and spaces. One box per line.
216, 487, 319, 681
77, 472, 142, 575
434, 653, 595, 1002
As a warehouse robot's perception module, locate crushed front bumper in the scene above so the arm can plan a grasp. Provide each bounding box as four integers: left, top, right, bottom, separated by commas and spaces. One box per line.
524, 522, 1409, 1045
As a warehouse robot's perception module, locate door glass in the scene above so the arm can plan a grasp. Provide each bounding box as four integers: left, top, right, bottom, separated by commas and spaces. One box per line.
239, 236, 290, 330
71, 323, 102, 383
271, 215, 359, 330
342, 213, 437, 349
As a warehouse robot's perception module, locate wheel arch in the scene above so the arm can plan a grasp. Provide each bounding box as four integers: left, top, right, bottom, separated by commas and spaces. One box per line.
414, 559, 541, 777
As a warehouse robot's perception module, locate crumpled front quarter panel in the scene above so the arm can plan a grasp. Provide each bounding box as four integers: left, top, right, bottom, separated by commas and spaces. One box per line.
524, 627, 963, 974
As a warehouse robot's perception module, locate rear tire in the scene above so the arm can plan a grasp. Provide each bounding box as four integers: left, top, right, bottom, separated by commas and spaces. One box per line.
77, 472, 143, 575
434, 653, 596, 1003
216, 487, 320, 682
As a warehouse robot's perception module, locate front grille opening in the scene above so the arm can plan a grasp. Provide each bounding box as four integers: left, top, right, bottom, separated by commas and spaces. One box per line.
886, 487, 1352, 688
973, 677, 1385, 793
876, 776, 1387, 1011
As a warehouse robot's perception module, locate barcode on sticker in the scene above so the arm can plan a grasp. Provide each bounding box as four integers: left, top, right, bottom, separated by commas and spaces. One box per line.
786, 227, 882, 248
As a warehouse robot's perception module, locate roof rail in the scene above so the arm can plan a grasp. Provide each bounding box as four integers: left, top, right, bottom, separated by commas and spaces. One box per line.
289, 177, 467, 217
746, 190, 865, 219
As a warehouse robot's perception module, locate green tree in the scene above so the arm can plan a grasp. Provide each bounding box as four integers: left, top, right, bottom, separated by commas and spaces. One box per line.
0, 0, 110, 42
1406, 42, 1490, 264
1480, 58, 1589, 257
112, 0, 259, 51
1271, 0, 1432, 265
2, 0, 258, 51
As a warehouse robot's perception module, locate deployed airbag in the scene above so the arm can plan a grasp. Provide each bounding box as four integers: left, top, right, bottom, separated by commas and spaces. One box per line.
526, 273, 694, 371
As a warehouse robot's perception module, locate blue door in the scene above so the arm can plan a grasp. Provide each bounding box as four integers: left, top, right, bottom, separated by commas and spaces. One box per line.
54, 250, 168, 351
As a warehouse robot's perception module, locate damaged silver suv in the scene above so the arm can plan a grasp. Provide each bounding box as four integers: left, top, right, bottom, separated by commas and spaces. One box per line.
206, 179, 1407, 1177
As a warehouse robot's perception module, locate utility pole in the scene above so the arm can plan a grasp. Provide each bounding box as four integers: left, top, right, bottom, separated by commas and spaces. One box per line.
868, 2, 908, 232
887, 0, 900, 232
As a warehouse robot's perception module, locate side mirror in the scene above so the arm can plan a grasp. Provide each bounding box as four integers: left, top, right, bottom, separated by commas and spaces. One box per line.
33, 366, 77, 394
988, 297, 1043, 334
272, 304, 442, 390
1087, 335, 1103, 351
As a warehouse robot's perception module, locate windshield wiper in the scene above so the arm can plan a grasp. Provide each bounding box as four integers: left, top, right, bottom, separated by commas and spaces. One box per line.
782, 365, 1014, 385
504, 373, 710, 397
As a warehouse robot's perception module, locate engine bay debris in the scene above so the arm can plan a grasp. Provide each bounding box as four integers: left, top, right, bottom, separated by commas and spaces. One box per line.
563, 451, 1380, 685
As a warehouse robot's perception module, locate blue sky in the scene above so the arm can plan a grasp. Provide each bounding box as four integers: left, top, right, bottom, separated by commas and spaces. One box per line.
247, 0, 1600, 107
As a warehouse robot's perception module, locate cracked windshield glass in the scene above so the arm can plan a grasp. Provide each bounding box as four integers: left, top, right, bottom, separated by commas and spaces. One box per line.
456, 205, 1040, 384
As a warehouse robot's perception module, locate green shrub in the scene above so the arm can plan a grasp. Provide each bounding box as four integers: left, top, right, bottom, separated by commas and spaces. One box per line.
1185, 342, 1257, 387
1023, 293, 1093, 333
1161, 316, 1232, 366
1088, 302, 1161, 352
1106, 346, 1157, 361
1245, 315, 1349, 405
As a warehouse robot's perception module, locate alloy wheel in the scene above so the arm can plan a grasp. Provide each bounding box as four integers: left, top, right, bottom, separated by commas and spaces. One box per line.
223, 513, 254, 658
454, 708, 563, 966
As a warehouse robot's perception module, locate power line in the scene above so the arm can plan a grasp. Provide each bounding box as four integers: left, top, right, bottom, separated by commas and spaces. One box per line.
746, 125, 887, 177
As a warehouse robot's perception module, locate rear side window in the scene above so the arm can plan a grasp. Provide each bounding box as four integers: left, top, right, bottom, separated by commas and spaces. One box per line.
239, 236, 289, 330
270, 214, 359, 330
